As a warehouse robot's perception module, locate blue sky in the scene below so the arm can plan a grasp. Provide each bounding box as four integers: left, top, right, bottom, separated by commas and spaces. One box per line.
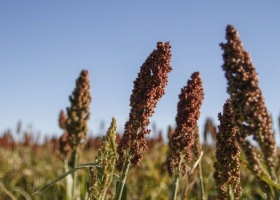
1, 1, 280, 143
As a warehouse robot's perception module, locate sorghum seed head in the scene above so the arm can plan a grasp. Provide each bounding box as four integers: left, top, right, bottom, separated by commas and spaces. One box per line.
66, 70, 91, 150
213, 99, 242, 199
117, 42, 172, 171
168, 72, 204, 176
220, 24, 277, 170
58, 110, 67, 130
87, 118, 117, 199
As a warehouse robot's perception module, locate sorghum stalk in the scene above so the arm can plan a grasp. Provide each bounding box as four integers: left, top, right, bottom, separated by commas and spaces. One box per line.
220, 25, 277, 182
198, 161, 205, 200
87, 117, 117, 200
192, 125, 205, 200
66, 69, 91, 200
115, 41, 172, 199
213, 99, 242, 200
167, 72, 204, 199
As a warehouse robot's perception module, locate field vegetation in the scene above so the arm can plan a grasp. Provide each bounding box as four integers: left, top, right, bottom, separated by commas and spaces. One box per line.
1, 25, 280, 200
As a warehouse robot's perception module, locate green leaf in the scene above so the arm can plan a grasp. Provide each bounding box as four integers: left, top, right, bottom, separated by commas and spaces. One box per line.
240, 158, 280, 190
32, 163, 100, 196
188, 151, 204, 175
259, 174, 280, 190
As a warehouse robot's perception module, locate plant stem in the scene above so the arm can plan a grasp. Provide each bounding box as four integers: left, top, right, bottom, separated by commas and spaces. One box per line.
198, 161, 205, 200
172, 157, 184, 200
72, 149, 78, 200
64, 158, 72, 200
171, 174, 179, 200
115, 158, 131, 200
228, 184, 234, 200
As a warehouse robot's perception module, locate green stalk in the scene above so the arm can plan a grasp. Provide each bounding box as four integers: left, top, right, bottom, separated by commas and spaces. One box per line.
198, 162, 205, 200
171, 175, 179, 200
171, 157, 184, 200
115, 159, 131, 200
72, 150, 78, 200
64, 158, 72, 200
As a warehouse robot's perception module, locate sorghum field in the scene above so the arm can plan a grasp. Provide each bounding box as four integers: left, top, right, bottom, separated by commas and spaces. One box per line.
1, 25, 280, 200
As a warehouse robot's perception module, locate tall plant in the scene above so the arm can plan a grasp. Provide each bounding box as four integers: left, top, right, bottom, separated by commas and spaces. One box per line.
115, 41, 172, 199
87, 117, 117, 200
220, 24, 279, 198
66, 69, 91, 199
58, 110, 73, 199
213, 99, 242, 199
167, 72, 204, 199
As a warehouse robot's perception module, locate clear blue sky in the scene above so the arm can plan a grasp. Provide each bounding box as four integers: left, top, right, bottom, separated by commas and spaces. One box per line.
1, 1, 280, 143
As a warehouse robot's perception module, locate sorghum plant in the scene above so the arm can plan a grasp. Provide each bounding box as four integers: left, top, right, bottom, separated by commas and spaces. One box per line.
213, 99, 242, 199
220, 24, 279, 197
167, 72, 204, 199
115, 41, 172, 199
203, 118, 217, 143
58, 110, 72, 160
87, 117, 117, 200
66, 69, 91, 199
66, 70, 91, 152
58, 110, 73, 199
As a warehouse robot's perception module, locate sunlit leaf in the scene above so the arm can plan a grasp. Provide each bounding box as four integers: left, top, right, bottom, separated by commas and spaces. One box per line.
32, 163, 100, 195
